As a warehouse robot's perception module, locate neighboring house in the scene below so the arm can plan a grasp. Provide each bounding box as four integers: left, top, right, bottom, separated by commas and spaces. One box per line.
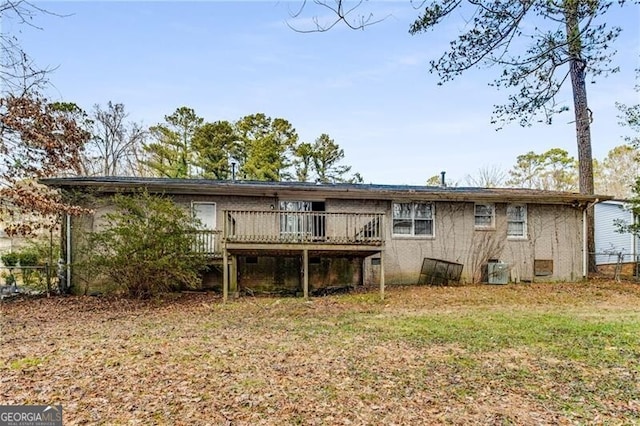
41, 177, 607, 296
594, 200, 639, 270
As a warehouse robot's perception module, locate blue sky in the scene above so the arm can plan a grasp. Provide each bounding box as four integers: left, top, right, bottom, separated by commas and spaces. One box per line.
11, 1, 640, 185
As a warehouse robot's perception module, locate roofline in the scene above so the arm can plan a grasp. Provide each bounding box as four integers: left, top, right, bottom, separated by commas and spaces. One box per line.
40, 176, 611, 205
598, 199, 633, 205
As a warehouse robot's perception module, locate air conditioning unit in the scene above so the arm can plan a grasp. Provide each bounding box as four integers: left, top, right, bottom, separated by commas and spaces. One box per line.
487, 262, 509, 284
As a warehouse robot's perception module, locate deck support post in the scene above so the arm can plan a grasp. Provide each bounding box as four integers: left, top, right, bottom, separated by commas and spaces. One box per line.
230, 255, 238, 296
223, 248, 228, 303
303, 248, 309, 299
380, 252, 385, 301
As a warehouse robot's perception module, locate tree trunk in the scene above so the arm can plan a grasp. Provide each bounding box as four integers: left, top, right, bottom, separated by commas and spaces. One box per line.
566, 1, 597, 274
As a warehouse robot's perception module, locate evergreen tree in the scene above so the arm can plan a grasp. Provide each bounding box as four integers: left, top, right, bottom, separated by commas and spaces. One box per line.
144, 107, 203, 178
193, 120, 237, 180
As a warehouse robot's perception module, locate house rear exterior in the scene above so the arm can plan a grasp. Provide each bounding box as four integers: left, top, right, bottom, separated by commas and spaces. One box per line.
42, 177, 606, 296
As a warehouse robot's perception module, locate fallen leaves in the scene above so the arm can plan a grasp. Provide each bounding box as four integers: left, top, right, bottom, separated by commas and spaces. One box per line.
0, 281, 639, 425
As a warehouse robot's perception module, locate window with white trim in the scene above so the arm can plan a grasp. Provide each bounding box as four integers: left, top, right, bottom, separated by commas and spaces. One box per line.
507, 204, 527, 238
192, 202, 216, 230
191, 202, 217, 254
393, 202, 434, 236
474, 203, 495, 229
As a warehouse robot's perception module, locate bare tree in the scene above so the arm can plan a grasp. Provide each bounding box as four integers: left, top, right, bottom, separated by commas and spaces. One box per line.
0, 1, 66, 94
82, 102, 147, 176
286, 0, 389, 32
465, 165, 507, 188
616, 68, 639, 148
0, 2, 90, 235
595, 145, 639, 199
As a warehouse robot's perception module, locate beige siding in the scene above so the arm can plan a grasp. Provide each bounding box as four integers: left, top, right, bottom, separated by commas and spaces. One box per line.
70, 193, 585, 291
173, 194, 278, 230
325, 198, 387, 214
378, 201, 583, 284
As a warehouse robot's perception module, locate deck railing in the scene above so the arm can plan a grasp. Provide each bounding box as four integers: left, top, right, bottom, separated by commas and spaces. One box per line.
190, 230, 222, 255
224, 210, 384, 245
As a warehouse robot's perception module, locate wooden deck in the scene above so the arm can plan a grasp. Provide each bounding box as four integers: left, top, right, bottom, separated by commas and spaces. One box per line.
191, 210, 387, 301
195, 210, 384, 256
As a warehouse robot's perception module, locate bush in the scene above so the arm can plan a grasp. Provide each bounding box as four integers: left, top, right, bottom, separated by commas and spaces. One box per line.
18, 250, 39, 287
18, 250, 38, 266
1, 252, 19, 267
24, 238, 61, 292
2, 271, 16, 286
79, 192, 208, 298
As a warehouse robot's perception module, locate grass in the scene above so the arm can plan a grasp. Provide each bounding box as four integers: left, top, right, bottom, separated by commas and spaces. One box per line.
374, 312, 640, 363
8, 356, 46, 370
1, 280, 639, 424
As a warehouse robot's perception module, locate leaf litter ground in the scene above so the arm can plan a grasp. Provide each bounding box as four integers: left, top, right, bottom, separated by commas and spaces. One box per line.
1, 280, 639, 425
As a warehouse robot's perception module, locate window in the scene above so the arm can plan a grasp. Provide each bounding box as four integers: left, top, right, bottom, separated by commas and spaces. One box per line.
507, 204, 527, 238
393, 202, 434, 236
192, 202, 216, 230
474, 203, 495, 229
191, 202, 217, 254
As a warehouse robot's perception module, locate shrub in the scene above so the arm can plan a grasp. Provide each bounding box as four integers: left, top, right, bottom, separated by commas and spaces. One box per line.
24, 238, 61, 292
1, 252, 19, 267
18, 250, 38, 266
80, 192, 208, 298
17, 250, 39, 287
2, 271, 16, 286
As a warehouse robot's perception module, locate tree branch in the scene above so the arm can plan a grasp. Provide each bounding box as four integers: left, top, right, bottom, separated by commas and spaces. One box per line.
286, 0, 390, 33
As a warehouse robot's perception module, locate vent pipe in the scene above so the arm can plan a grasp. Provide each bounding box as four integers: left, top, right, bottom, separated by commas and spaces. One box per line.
440, 171, 447, 188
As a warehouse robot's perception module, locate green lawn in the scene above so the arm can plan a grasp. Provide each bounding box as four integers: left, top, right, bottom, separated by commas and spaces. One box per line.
1, 281, 639, 425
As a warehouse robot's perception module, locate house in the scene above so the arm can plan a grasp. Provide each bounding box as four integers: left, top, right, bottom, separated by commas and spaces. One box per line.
41, 177, 608, 297
594, 200, 639, 275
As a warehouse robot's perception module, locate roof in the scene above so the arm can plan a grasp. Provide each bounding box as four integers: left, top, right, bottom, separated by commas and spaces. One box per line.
40, 176, 611, 206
